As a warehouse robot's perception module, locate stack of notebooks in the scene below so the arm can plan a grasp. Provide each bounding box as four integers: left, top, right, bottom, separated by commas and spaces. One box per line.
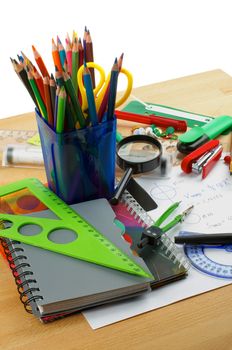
1, 190, 189, 322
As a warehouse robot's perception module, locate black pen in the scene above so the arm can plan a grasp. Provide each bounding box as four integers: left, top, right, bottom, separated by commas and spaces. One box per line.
175, 231, 232, 245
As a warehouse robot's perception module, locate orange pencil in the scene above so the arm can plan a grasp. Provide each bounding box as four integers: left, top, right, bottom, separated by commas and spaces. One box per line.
52, 38, 63, 72
32, 45, 50, 78
43, 76, 53, 126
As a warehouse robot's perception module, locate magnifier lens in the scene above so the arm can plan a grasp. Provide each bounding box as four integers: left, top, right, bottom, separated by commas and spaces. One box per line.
118, 141, 160, 163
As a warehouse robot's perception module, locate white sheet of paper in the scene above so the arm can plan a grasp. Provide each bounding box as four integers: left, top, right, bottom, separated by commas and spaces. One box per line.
83, 159, 232, 329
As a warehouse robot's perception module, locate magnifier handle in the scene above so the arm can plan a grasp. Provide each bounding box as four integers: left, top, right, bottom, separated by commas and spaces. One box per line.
109, 167, 133, 205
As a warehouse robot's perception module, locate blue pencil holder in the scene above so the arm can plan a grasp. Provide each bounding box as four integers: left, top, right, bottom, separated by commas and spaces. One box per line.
36, 109, 116, 204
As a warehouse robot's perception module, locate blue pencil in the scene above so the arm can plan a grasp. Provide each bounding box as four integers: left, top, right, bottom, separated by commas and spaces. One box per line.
83, 62, 98, 126
106, 58, 119, 121
57, 36, 66, 67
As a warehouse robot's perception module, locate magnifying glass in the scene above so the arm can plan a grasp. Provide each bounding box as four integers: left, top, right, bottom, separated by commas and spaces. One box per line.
110, 135, 163, 205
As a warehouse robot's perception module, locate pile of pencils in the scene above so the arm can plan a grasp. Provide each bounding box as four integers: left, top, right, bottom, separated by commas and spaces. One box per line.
11, 27, 121, 133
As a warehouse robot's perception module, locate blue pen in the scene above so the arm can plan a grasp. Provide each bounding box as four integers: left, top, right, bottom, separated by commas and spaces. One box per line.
83, 61, 98, 126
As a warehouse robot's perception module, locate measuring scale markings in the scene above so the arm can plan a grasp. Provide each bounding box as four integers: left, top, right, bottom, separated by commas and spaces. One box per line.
184, 244, 232, 279
0, 178, 151, 278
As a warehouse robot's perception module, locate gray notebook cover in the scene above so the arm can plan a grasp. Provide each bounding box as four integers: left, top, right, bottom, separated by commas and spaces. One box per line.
9, 198, 151, 317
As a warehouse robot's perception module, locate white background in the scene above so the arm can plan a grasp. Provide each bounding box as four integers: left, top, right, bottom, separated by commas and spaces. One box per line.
1, 0, 232, 119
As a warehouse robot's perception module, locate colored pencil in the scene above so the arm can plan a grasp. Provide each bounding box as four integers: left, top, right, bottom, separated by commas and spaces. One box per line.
85, 30, 95, 88
71, 37, 79, 94
98, 84, 110, 121
66, 38, 72, 75
52, 39, 63, 72
118, 53, 124, 71
66, 32, 72, 47
49, 73, 56, 116
63, 71, 86, 128
96, 74, 110, 113
56, 86, 67, 133
83, 26, 88, 56
78, 38, 84, 69
32, 45, 50, 77
10, 58, 39, 108
97, 53, 123, 120
54, 86, 60, 129
55, 69, 65, 87
106, 59, 119, 120
57, 36, 66, 67
21, 51, 33, 69
83, 62, 98, 126
43, 76, 53, 126
17, 54, 24, 64
27, 68, 47, 120
72, 30, 77, 47
32, 69, 46, 105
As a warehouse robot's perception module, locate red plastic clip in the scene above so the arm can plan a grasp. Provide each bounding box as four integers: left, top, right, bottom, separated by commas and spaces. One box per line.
181, 139, 223, 179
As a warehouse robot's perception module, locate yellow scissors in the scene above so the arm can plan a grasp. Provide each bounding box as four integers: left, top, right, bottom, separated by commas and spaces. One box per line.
77, 62, 133, 113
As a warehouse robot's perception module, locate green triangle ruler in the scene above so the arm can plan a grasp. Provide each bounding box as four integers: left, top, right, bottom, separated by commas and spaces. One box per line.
0, 178, 151, 278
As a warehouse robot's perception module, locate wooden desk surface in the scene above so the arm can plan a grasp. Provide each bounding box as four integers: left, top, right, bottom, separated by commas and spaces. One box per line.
1, 70, 232, 350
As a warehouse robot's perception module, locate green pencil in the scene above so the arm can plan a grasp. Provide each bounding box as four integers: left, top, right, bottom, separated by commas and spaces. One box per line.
63, 72, 86, 128
27, 69, 48, 120
56, 86, 66, 133
71, 37, 79, 95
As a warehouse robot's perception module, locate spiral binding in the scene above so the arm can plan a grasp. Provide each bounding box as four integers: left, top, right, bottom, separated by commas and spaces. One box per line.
121, 190, 190, 270
0, 238, 43, 314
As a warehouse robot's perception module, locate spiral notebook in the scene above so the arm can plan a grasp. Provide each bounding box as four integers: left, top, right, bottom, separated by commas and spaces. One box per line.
1, 189, 189, 322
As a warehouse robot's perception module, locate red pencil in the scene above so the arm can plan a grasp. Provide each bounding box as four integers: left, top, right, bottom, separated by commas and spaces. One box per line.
32, 45, 50, 78
43, 76, 53, 127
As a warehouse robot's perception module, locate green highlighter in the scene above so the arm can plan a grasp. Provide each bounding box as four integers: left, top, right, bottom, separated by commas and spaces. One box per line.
177, 115, 232, 154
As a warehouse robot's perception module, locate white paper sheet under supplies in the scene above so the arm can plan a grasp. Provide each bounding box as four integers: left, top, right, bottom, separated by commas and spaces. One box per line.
83, 158, 232, 329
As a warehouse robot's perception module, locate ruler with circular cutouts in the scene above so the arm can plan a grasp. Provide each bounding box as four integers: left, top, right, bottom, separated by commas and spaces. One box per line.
0, 178, 152, 278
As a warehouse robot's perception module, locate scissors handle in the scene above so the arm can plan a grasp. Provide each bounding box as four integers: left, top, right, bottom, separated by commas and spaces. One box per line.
96, 67, 133, 112
77, 62, 133, 115
115, 67, 133, 108
77, 62, 106, 112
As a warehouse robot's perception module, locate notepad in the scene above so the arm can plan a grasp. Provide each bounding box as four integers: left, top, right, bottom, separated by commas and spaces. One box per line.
3, 198, 151, 321
1, 186, 189, 322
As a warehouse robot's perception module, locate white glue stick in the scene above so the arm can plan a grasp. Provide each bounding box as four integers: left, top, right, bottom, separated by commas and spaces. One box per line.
2, 144, 44, 168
